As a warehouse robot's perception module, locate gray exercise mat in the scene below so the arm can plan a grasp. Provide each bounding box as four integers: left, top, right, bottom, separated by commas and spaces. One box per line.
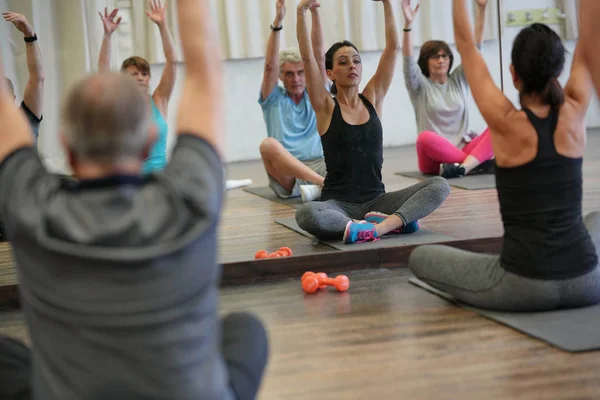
243, 186, 303, 208
275, 217, 455, 251
395, 171, 496, 190
409, 277, 600, 353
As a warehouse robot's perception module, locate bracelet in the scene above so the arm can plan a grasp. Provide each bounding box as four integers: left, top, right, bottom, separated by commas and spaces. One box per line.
403, 28, 412, 32
270, 24, 283, 32
24, 34, 38, 43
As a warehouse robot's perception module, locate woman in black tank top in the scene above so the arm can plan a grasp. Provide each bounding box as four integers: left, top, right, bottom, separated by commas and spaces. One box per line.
294, 0, 450, 244
409, 0, 600, 311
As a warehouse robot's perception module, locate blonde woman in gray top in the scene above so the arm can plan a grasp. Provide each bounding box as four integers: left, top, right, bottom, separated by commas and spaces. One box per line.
402, 0, 494, 179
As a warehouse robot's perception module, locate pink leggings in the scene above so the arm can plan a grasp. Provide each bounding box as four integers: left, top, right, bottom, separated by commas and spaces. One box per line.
416, 129, 494, 174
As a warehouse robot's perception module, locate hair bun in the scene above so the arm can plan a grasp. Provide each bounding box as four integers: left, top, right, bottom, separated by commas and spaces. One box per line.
511, 23, 566, 107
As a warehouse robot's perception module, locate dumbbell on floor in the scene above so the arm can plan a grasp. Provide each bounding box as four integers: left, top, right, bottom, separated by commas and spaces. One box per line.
301, 271, 350, 294
302, 271, 328, 289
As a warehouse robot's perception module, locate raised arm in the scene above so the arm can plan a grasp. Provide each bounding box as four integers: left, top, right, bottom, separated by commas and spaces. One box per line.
453, 0, 514, 128
98, 8, 121, 72
363, 0, 400, 112
148, 0, 177, 116
401, 0, 419, 58
297, 0, 334, 125
474, 0, 488, 46
0, 55, 34, 162
3, 12, 44, 118
310, 5, 328, 84
579, 0, 600, 99
260, 0, 286, 101
563, 43, 593, 115
175, 0, 224, 155
401, 0, 422, 94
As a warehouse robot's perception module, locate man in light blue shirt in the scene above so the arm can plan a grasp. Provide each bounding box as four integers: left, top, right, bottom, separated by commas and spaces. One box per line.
258, 0, 326, 201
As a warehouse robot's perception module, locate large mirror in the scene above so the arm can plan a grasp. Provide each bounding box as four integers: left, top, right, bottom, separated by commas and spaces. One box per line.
0, 0, 505, 289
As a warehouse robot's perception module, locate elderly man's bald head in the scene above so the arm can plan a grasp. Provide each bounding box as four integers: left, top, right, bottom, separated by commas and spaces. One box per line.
62, 72, 152, 164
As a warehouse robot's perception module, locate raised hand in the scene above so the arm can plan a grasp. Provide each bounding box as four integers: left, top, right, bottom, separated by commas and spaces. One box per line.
401, 0, 420, 25
146, 0, 168, 26
298, 0, 319, 13
3, 12, 34, 37
274, 0, 286, 25
99, 8, 121, 35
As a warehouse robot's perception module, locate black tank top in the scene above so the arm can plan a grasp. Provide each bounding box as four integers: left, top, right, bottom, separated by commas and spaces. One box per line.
495, 107, 598, 279
320, 95, 385, 204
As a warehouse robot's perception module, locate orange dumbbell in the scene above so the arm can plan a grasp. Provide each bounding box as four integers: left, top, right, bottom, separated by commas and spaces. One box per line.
301, 272, 350, 294
278, 247, 293, 257
255, 247, 293, 259
254, 250, 269, 259
301, 271, 328, 290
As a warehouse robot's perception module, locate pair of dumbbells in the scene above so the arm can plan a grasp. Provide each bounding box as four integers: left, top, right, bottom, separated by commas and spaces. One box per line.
301, 271, 350, 294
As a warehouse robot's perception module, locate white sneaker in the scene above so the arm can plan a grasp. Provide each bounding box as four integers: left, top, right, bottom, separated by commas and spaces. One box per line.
300, 185, 322, 202
225, 179, 252, 190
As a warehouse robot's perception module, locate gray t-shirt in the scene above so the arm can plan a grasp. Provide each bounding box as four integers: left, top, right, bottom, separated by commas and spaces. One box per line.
0, 135, 233, 400
403, 54, 472, 146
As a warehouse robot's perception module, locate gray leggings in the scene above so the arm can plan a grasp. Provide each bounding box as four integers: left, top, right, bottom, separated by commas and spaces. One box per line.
0, 312, 268, 400
408, 212, 600, 312
296, 177, 450, 239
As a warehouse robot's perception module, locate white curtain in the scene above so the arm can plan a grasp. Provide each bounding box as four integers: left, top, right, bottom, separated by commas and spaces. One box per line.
215, 0, 499, 60
85, 0, 500, 62
2, 0, 501, 87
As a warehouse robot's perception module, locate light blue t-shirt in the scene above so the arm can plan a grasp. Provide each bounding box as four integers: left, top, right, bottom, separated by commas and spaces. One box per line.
258, 86, 323, 161
143, 99, 169, 174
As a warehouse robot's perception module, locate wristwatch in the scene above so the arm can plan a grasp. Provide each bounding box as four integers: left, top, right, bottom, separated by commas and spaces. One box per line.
270, 24, 283, 32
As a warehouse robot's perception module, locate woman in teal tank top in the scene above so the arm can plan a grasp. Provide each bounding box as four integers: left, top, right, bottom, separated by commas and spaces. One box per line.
97, 3, 177, 174
143, 99, 170, 173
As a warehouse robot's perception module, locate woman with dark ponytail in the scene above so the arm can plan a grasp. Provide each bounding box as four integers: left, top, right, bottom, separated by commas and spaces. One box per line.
510, 24, 566, 108
409, 0, 600, 311
324, 40, 358, 97
294, 0, 450, 245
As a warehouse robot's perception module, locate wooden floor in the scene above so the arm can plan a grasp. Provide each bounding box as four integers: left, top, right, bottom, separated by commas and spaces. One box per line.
1, 131, 600, 398
3, 268, 600, 399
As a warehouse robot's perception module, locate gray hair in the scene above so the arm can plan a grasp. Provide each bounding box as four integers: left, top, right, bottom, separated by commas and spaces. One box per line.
279, 47, 302, 70
4, 77, 14, 97
62, 72, 151, 164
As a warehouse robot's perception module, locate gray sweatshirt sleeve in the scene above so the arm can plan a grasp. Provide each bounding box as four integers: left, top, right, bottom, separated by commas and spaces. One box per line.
403, 54, 424, 96
451, 43, 483, 92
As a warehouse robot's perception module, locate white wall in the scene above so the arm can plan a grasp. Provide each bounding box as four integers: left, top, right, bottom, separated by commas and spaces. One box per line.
152, 41, 503, 163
